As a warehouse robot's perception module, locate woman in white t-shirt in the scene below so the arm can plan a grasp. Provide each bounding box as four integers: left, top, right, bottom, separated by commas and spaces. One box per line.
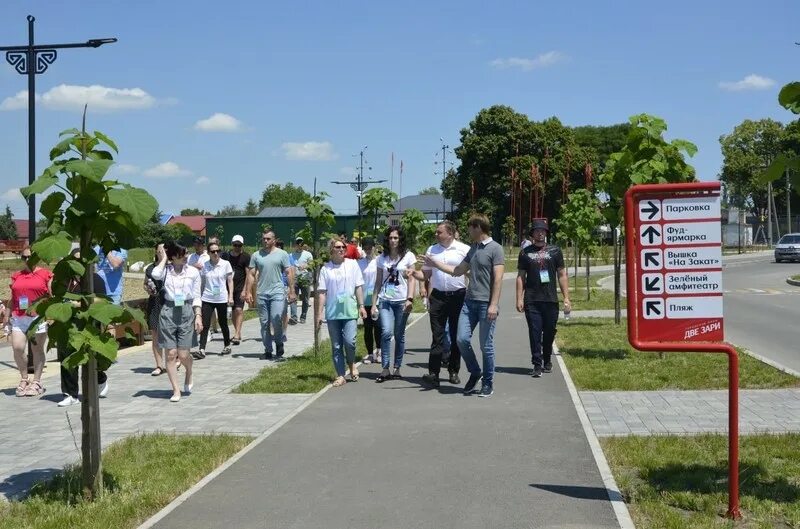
370, 226, 416, 383
316, 238, 367, 387
198, 242, 234, 357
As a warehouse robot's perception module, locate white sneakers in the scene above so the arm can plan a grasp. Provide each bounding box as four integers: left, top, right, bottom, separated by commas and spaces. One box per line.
99, 381, 109, 398
57, 394, 79, 407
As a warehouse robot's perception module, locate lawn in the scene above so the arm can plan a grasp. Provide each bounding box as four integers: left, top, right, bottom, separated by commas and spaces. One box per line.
0, 433, 251, 529
603, 434, 800, 529
556, 318, 800, 391
235, 328, 370, 393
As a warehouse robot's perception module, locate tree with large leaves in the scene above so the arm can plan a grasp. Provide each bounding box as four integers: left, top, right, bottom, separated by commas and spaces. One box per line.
554, 189, 603, 300
399, 208, 427, 253
258, 182, 311, 209
598, 114, 697, 323
361, 187, 397, 239
760, 83, 800, 216
21, 116, 157, 500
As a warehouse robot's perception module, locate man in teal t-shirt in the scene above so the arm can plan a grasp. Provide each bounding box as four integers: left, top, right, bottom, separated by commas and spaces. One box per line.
245, 230, 296, 360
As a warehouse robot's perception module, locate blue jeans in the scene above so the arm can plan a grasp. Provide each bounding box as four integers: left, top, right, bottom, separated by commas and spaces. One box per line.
327, 319, 357, 376
379, 299, 410, 369
257, 293, 286, 353
456, 299, 497, 386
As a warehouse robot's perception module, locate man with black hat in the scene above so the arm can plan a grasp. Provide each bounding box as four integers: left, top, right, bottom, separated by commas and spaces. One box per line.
515, 219, 571, 378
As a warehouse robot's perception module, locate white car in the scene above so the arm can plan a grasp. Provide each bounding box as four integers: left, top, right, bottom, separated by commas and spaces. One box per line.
774, 233, 800, 263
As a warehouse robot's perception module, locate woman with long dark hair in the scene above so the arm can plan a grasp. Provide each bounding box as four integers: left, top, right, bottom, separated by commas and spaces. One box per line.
144, 242, 167, 375
370, 226, 416, 383
151, 241, 202, 402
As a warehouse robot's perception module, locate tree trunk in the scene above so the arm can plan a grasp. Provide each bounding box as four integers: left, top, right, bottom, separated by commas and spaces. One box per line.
613, 228, 621, 324
586, 246, 591, 301
81, 355, 102, 499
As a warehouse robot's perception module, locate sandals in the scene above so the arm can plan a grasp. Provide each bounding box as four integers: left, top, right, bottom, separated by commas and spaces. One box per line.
332, 376, 347, 387
15, 379, 29, 397
24, 380, 45, 397
349, 369, 359, 382
231, 338, 241, 346
151, 367, 165, 376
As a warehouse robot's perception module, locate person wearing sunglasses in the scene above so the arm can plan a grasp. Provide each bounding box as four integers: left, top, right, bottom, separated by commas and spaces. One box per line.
198, 242, 234, 357
316, 238, 367, 387
371, 226, 416, 383
221, 235, 250, 345
3, 247, 53, 397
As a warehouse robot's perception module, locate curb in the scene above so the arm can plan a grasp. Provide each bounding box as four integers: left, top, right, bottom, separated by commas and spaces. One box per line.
786, 277, 800, 287
554, 344, 636, 529
739, 346, 800, 379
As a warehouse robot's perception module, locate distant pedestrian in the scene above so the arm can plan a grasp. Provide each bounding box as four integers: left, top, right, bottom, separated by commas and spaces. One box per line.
222, 235, 250, 345
339, 231, 362, 260
93, 243, 127, 398
411, 221, 470, 388
188, 236, 209, 271
144, 243, 168, 375
198, 241, 234, 357
516, 219, 571, 377
357, 238, 381, 364
288, 237, 313, 324
371, 226, 416, 383
244, 230, 295, 360
4, 247, 52, 397
316, 238, 367, 387
275, 239, 290, 344
424, 214, 504, 397
151, 242, 202, 403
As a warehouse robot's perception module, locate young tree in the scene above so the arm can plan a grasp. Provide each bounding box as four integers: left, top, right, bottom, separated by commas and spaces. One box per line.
501, 215, 516, 249
21, 116, 157, 499
258, 182, 311, 209
244, 198, 259, 216
598, 114, 697, 323
760, 82, 800, 197
554, 189, 603, 300
399, 208, 427, 252
361, 187, 397, 239
0, 205, 17, 239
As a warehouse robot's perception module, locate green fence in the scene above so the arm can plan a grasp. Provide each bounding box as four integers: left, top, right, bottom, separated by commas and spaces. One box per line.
205, 215, 361, 246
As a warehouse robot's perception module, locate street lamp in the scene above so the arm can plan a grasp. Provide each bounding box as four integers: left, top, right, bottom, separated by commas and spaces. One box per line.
434, 139, 454, 221
331, 147, 386, 242
1, 15, 117, 244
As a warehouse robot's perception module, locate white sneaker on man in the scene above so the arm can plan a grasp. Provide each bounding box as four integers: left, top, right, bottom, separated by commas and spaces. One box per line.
57, 394, 79, 407
99, 381, 109, 398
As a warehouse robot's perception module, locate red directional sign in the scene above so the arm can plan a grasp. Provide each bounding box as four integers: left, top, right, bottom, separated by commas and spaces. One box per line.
628, 184, 724, 342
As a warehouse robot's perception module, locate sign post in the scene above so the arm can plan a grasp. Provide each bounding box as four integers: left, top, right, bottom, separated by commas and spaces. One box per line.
625, 182, 741, 519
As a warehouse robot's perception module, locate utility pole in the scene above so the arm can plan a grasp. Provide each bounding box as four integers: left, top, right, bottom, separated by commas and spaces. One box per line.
787, 168, 792, 234
331, 147, 386, 243
435, 139, 454, 222
768, 181, 773, 246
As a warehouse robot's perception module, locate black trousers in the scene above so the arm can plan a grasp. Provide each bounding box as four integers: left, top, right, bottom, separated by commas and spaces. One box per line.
428, 288, 465, 375
362, 313, 382, 355
200, 302, 231, 348
524, 300, 560, 369
58, 347, 107, 398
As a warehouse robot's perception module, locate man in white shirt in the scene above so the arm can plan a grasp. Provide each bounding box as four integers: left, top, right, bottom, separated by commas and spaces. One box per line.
410, 221, 470, 388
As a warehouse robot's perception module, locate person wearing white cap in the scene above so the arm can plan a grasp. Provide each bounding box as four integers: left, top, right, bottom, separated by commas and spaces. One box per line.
222, 235, 251, 344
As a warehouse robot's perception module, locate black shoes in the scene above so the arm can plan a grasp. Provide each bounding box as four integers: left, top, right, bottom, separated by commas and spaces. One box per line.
463, 374, 481, 394
261, 351, 273, 360
422, 373, 440, 388
531, 367, 543, 378
448, 372, 461, 385
478, 384, 494, 397
543, 362, 553, 373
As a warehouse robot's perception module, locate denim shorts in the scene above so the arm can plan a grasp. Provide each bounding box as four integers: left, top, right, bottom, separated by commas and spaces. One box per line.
10, 315, 47, 335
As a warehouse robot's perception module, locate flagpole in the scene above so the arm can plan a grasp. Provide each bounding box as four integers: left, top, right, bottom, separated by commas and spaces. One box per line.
390, 152, 394, 193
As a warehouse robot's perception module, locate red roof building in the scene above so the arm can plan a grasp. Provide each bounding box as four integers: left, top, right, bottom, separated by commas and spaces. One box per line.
13, 219, 30, 244
167, 215, 209, 235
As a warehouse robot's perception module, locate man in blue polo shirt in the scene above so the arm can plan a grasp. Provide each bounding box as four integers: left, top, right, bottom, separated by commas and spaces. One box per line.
94, 245, 128, 305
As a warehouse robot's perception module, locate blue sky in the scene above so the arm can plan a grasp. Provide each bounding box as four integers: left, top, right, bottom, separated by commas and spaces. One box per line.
1, 0, 797, 223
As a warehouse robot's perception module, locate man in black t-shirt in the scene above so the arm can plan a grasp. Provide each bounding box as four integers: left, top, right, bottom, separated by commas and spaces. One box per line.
515, 219, 571, 377
222, 235, 251, 345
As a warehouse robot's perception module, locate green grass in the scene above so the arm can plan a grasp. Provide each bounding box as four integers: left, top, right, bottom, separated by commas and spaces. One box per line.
557, 318, 800, 391
0, 433, 251, 529
603, 434, 800, 529
791, 274, 800, 281
235, 328, 369, 393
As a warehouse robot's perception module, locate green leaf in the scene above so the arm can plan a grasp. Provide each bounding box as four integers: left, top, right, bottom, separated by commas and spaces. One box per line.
87, 150, 114, 161
94, 131, 118, 153
124, 306, 147, 326
107, 186, 159, 226
62, 347, 89, 369
40, 192, 66, 218
49, 137, 78, 160
671, 139, 698, 158
89, 333, 118, 362
64, 159, 114, 182
53, 257, 86, 279
59, 128, 81, 137
21, 175, 59, 199
86, 301, 125, 325
45, 302, 74, 322
31, 231, 73, 262
778, 82, 800, 114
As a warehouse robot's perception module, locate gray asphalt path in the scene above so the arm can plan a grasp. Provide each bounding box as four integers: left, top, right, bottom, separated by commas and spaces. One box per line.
152, 280, 618, 529
723, 256, 800, 372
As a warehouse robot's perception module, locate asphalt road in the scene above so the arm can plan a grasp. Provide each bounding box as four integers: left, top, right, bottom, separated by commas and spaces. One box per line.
723, 254, 800, 372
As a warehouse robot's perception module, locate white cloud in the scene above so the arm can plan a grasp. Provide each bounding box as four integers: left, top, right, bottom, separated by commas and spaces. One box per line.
719, 74, 776, 92
143, 162, 193, 179
490, 51, 566, 71
195, 176, 210, 184
194, 113, 243, 132
1, 188, 23, 202
0, 84, 156, 112
280, 141, 338, 161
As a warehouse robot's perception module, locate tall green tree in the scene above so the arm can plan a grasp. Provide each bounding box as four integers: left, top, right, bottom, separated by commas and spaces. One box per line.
418, 186, 440, 195
399, 208, 427, 252
0, 205, 17, 239
361, 187, 398, 239
598, 114, 697, 323
554, 189, 603, 299
760, 83, 800, 215
244, 198, 259, 215
216, 204, 243, 217
258, 182, 311, 209
21, 117, 157, 499
179, 207, 212, 216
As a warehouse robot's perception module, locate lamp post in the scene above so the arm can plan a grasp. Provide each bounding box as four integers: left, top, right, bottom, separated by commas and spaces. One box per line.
434, 139, 454, 222
1, 15, 116, 244
331, 147, 386, 242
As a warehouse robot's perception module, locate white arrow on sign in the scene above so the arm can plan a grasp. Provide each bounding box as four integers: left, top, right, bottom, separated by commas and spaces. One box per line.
641, 273, 664, 294
638, 199, 661, 222
642, 298, 665, 320
639, 224, 662, 246
640, 249, 663, 270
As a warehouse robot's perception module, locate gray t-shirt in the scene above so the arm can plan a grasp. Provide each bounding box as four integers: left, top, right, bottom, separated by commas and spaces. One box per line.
249, 248, 291, 297
463, 238, 505, 302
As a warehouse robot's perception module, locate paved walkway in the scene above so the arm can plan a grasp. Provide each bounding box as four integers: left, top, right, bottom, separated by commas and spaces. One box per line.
0, 312, 329, 500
